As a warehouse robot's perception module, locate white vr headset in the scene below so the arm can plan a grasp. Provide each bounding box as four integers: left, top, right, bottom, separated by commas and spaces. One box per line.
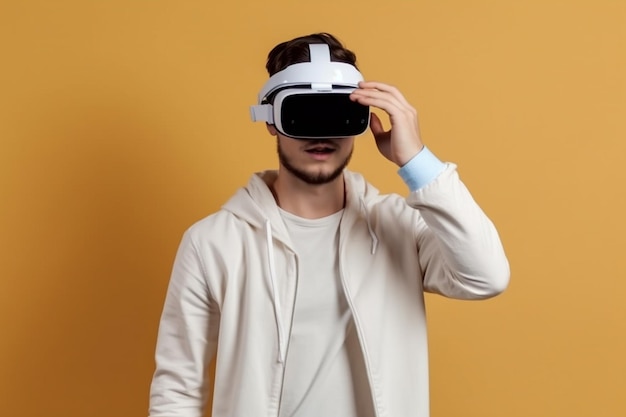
250, 43, 370, 139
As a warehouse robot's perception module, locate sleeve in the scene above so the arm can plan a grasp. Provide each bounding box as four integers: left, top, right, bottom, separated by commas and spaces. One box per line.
407, 163, 510, 299
148, 230, 220, 417
398, 146, 447, 191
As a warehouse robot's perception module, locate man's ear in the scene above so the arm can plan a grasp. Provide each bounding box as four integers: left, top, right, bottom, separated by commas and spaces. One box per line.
266, 123, 278, 136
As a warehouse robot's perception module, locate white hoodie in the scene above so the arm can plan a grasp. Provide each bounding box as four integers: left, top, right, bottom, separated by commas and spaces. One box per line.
149, 165, 510, 417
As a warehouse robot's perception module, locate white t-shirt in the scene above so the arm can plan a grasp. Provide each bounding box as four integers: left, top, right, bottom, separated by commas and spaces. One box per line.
278, 209, 375, 417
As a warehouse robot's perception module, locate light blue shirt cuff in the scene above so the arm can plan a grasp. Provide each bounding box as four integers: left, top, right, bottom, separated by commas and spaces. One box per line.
398, 146, 446, 191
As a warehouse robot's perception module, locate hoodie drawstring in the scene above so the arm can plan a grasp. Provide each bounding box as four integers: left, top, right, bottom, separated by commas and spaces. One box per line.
265, 219, 285, 363
360, 198, 379, 255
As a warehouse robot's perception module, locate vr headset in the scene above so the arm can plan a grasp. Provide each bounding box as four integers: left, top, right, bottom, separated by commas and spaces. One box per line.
250, 43, 370, 139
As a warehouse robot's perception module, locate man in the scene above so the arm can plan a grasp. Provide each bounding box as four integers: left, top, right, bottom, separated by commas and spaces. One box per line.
149, 32, 509, 417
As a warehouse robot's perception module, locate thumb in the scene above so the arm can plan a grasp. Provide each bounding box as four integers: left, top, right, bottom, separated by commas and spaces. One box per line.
369, 112, 387, 138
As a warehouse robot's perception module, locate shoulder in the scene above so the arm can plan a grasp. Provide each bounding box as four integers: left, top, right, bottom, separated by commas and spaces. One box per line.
344, 170, 420, 231
184, 209, 243, 242
344, 169, 415, 211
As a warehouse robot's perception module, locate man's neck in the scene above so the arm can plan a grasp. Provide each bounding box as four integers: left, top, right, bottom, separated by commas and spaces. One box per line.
271, 170, 345, 219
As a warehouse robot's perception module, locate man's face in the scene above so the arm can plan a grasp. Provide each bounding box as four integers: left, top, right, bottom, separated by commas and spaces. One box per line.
274, 131, 355, 185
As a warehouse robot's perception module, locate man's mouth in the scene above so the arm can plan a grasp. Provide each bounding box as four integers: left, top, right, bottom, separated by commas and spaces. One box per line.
306, 146, 335, 154
304, 142, 337, 154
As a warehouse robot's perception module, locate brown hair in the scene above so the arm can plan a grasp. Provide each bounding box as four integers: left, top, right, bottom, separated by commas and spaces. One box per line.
265, 32, 358, 76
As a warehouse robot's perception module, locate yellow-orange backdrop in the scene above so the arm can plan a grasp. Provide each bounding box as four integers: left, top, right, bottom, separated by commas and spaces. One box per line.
1, 1, 625, 416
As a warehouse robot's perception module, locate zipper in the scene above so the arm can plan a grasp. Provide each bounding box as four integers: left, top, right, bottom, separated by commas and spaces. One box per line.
275, 251, 299, 417
337, 234, 382, 417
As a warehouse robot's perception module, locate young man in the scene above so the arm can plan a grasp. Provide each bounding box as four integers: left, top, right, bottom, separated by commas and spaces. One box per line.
149, 33, 509, 417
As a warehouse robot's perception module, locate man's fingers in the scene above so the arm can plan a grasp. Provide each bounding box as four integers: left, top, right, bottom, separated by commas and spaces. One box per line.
357, 81, 413, 109
351, 90, 407, 118
351, 82, 417, 121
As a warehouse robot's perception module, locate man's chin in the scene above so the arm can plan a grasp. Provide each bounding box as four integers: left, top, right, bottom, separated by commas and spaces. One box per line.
284, 166, 345, 185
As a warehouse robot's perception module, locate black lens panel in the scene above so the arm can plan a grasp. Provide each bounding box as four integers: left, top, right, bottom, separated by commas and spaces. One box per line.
280, 93, 369, 138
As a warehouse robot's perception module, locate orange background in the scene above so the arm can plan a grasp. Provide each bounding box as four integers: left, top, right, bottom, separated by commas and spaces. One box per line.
1, 1, 625, 416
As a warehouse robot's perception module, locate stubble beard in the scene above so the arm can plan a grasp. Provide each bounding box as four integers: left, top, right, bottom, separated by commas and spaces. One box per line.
277, 141, 353, 185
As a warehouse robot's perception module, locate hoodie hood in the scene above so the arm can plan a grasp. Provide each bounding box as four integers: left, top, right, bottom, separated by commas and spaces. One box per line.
221, 169, 381, 229
222, 169, 381, 253
222, 170, 292, 246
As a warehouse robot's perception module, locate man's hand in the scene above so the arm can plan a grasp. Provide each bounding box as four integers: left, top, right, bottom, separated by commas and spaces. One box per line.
350, 81, 424, 167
